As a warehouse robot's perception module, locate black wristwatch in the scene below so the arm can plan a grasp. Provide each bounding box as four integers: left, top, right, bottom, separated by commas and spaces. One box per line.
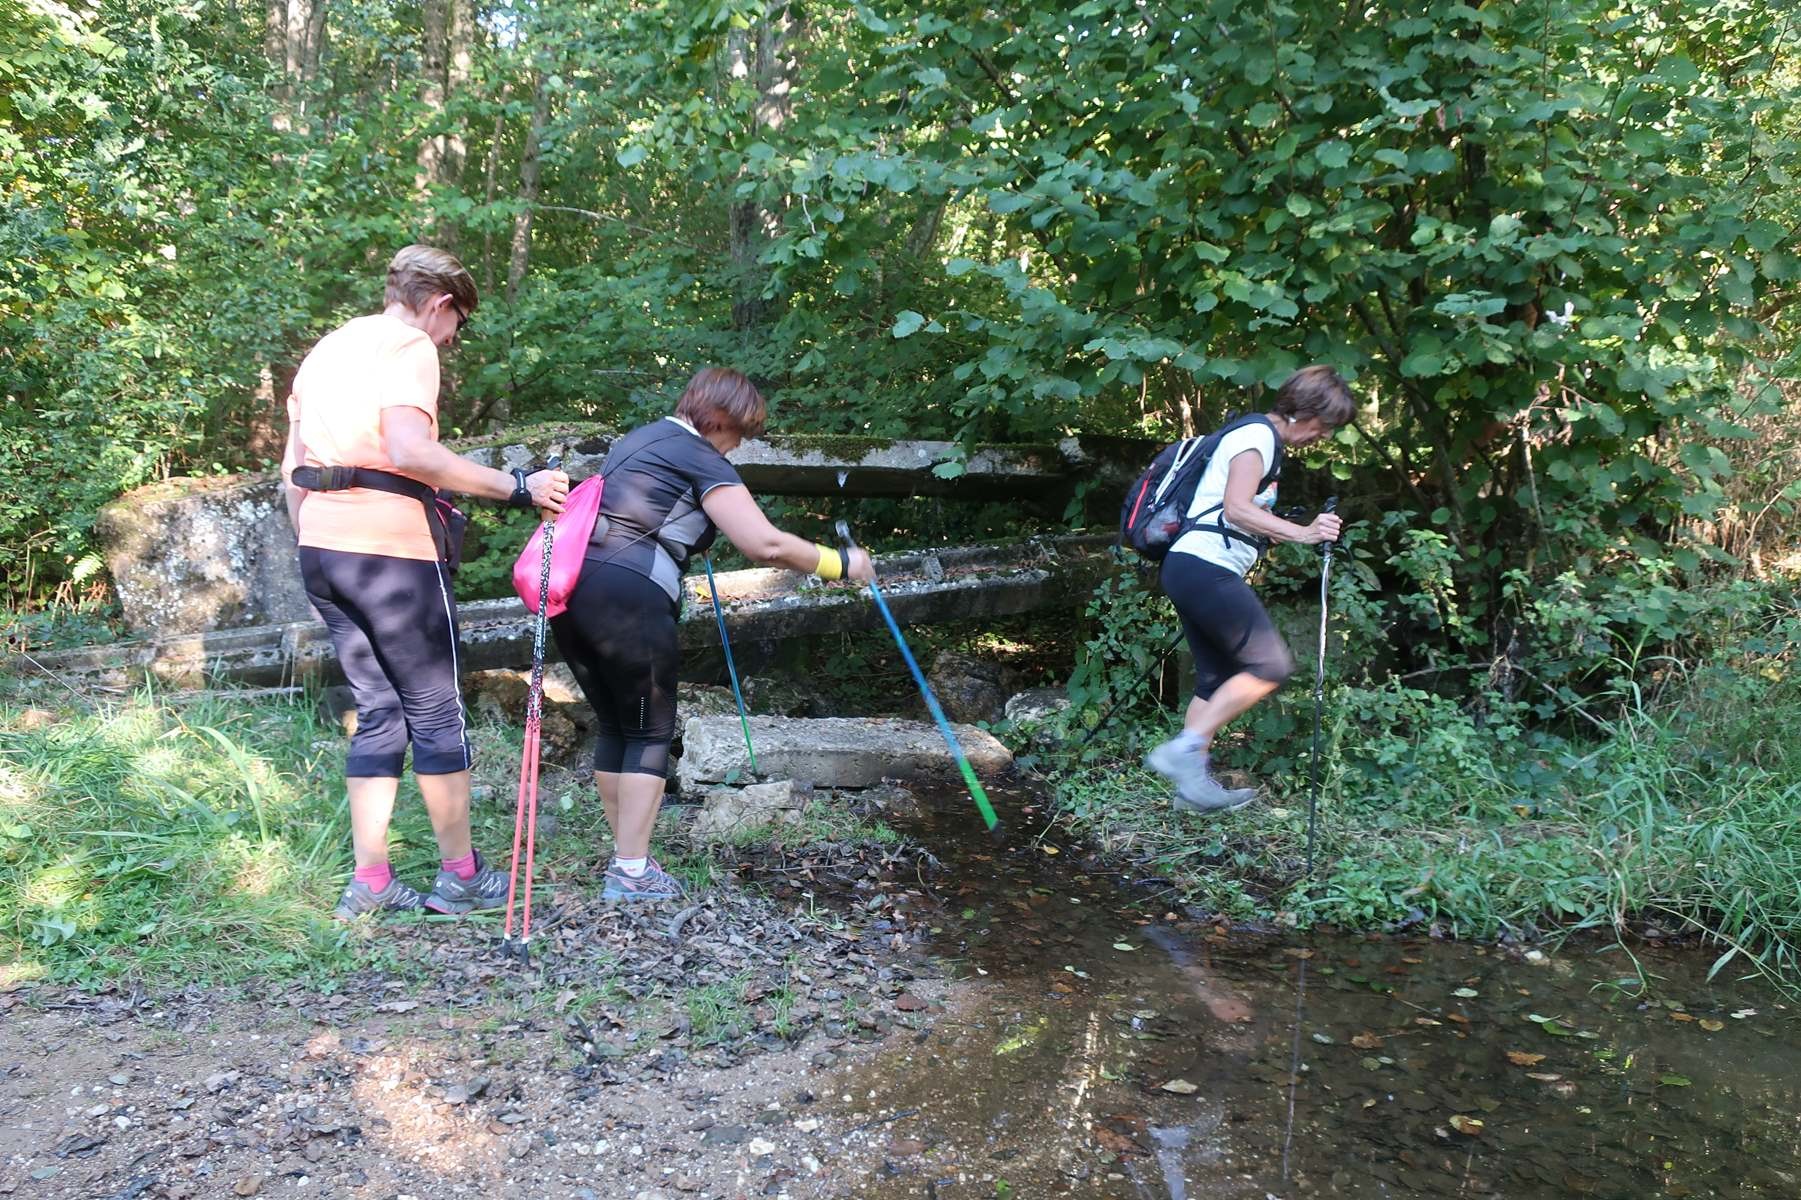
507, 468, 534, 509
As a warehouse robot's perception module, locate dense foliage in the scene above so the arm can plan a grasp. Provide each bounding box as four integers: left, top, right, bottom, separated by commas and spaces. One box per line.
3, 0, 1796, 611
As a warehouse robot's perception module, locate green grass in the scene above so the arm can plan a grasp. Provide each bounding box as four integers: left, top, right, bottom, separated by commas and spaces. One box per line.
0, 688, 590, 990
683, 971, 757, 1046
1047, 635, 1801, 996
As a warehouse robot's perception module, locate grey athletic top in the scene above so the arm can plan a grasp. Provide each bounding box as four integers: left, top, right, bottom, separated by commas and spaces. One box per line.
584, 417, 744, 602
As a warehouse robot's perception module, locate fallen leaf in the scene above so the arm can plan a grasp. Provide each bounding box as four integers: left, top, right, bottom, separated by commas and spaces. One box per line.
1698, 1018, 1724, 1032
1311, 1032, 1336, 1045
1658, 1074, 1692, 1088
1448, 1115, 1484, 1135
1113, 942, 1138, 952
1525, 1072, 1562, 1082
1362, 1097, 1377, 1109
1159, 1079, 1199, 1095
234, 1177, 264, 1197
1452, 987, 1479, 999
1536, 1018, 1574, 1037
1351, 1032, 1384, 1050
1414, 1017, 1443, 1027
1732, 1008, 1758, 1019
1445, 1013, 1470, 1025
1669, 1011, 1695, 1023
1041, 845, 1060, 855
1505, 1050, 1546, 1067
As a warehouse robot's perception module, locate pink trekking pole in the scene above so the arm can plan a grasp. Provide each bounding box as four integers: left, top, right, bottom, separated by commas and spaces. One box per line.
504, 458, 559, 963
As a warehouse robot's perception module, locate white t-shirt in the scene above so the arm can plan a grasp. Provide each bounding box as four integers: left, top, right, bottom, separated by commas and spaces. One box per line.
1168, 420, 1280, 578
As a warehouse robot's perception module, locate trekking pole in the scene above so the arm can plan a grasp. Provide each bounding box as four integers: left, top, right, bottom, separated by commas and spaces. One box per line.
504, 455, 559, 963
836, 521, 1002, 834
1304, 496, 1338, 879
1076, 629, 1187, 749
702, 554, 758, 777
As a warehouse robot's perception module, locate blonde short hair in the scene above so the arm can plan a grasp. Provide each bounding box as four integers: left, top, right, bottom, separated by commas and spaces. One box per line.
675, 367, 767, 440
1272, 365, 1356, 427
384, 245, 478, 315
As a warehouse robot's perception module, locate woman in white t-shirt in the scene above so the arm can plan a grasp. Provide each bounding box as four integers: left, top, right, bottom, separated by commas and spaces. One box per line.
1144, 366, 1353, 812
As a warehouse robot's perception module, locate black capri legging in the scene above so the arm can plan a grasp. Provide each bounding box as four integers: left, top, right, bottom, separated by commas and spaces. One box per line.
299, 547, 472, 778
550, 561, 679, 778
1160, 552, 1296, 701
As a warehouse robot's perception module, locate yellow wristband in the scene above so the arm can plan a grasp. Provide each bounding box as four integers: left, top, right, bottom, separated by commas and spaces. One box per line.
814, 544, 844, 581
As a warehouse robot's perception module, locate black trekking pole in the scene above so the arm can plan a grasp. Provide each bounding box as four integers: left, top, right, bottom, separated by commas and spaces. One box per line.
1304, 496, 1339, 879
1076, 629, 1187, 750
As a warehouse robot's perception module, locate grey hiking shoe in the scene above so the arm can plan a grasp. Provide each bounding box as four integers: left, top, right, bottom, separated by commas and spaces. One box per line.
423, 850, 510, 915
602, 857, 685, 903
1173, 775, 1259, 814
333, 876, 423, 921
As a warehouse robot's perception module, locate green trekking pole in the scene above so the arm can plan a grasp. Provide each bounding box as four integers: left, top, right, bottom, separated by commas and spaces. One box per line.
836, 521, 1002, 834
702, 554, 758, 777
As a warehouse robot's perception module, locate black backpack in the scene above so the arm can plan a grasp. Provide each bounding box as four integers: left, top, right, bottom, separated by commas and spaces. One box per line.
1118, 414, 1284, 562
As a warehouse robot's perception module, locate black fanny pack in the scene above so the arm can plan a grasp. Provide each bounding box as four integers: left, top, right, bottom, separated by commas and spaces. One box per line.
290, 465, 468, 572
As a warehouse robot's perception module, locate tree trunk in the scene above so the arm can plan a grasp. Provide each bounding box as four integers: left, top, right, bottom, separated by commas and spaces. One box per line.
417, 0, 449, 216
495, 71, 551, 428
480, 85, 511, 297
446, 0, 474, 182
728, 2, 800, 331
507, 74, 550, 304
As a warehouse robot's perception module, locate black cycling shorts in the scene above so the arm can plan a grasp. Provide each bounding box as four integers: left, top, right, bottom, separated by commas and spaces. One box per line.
1160, 552, 1296, 700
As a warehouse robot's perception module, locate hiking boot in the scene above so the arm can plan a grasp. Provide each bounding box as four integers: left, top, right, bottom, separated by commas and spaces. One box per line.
1173, 774, 1259, 814
333, 876, 423, 921
602, 857, 685, 903
423, 850, 510, 915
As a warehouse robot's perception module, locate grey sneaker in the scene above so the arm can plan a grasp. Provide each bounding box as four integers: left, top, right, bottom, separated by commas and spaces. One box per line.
1173, 775, 1259, 813
423, 850, 510, 915
601, 857, 685, 903
333, 876, 423, 921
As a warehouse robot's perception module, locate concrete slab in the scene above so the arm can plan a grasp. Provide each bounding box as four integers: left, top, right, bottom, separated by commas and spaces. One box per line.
675, 716, 1013, 792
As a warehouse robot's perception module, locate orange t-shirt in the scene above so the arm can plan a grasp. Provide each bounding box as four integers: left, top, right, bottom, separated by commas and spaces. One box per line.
287, 314, 442, 562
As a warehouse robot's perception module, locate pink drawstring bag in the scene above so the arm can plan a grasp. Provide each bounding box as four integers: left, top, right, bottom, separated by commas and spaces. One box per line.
513, 475, 604, 618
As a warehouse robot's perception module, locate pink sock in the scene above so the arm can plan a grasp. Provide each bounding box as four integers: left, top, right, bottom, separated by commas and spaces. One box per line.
441, 851, 478, 881
354, 862, 393, 892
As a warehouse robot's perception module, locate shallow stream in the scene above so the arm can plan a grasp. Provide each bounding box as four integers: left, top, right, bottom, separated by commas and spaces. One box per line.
824, 788, 1801, 1198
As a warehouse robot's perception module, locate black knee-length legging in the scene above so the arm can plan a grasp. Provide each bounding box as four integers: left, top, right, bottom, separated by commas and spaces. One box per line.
299, 546, 472, 778
550, 561, 680, 778
1160, 552, 1296, 701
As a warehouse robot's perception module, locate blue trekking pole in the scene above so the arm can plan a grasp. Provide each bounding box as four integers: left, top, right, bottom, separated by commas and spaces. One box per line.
836, 521, 1002, 834
702, 554, 758, 777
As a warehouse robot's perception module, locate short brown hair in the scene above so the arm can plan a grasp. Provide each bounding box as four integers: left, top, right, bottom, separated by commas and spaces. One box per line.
1272, 365, 1355, 427
385, 245, 478, 316
675, 367, 767, 439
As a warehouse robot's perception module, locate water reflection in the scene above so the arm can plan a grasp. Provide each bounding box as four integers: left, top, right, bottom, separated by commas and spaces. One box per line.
827, 790, 1800, 1198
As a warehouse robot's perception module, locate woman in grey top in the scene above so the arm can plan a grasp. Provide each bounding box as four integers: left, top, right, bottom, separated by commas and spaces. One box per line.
550, 367, 874, 900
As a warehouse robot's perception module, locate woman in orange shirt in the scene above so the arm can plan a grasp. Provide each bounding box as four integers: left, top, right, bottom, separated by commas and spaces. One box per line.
282, 245, 568, 920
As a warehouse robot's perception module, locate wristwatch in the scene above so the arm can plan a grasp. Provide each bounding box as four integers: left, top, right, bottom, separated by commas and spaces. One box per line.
508, 468, 534, 509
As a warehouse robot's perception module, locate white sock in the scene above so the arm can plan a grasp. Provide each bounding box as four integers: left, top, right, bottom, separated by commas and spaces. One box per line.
615, 856, 648, 877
